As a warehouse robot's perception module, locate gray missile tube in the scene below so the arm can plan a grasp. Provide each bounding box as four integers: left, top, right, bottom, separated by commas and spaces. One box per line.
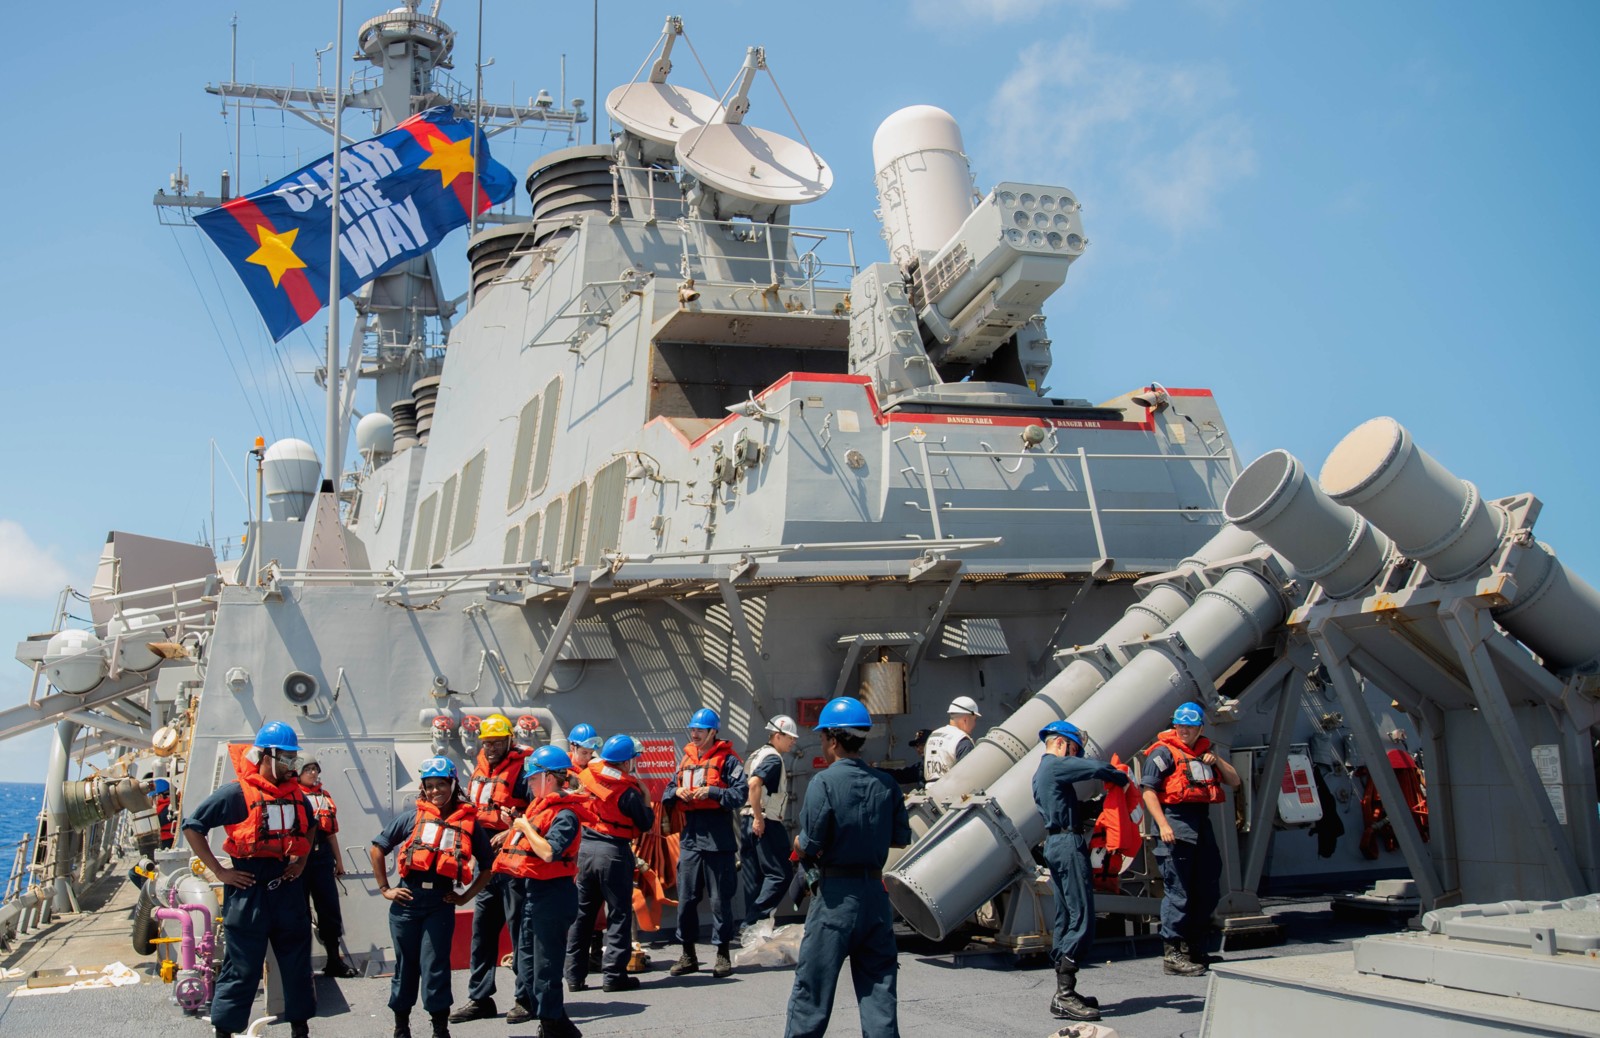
1223, 449, 1390, 600
886, 554, 1290, 939
1321, 417, 1600, 673
924, 523, 1264, 807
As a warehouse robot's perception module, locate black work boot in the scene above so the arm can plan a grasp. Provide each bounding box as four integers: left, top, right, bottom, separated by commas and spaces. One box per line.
505, 1001, 534, 1025
1048, 958, 1101, 1022
601, 973, 640, 992
447, 997, 497, 1023
668, 943, 700, 975
392, 1009, 412, 1038
429, 1011, 450, 1038
1184, 937, 1217, 967
538, 1018, 584, 1038
290, 1023, 311, 1038
1163, 939, 1208, 976
712, 942, 734, 978
322, 948, 360, 978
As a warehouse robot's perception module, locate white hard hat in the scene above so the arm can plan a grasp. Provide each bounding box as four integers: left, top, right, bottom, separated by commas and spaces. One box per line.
766, 715, 799, 738
947, 696, 982, 717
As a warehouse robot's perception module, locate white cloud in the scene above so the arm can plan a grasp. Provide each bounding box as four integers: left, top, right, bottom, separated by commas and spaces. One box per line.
983, 34, 1255, 235
914, 0, 1127, 25
0, 520, 72, 600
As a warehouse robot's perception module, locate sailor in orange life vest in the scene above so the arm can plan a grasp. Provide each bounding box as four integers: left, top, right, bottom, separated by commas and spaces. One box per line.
492, 745, 591, 1038
1139, 701, 1242, 976
296, 755, 358, 978
663, 707, 748, 979
1032, 720, 1131, 1023
181, 721, 316, 1038
370, 757, 496, 1038
564, 734, 656, 993
565, 722, 603, 776
449, 713, 532, 1024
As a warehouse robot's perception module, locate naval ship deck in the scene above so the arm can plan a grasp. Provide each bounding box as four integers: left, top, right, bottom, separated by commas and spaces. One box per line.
1, 871, 1408, 1038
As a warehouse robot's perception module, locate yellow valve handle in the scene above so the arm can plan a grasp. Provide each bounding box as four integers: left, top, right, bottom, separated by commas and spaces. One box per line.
150, 937, 183, 944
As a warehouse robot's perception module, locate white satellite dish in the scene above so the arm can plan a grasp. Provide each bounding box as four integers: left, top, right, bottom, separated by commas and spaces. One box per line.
606, 81, 721, 146
676, 123, 833, 207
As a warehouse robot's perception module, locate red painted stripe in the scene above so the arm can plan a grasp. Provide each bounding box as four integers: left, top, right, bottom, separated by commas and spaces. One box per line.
221, 198, 323, 322
644, 373, 1161, 447
1167, 387, 1212, 397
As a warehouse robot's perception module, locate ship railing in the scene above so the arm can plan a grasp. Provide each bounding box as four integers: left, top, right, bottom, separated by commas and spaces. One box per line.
3, 832, 32, 902
677, 215, 857, 306
900, 435, 1236, 555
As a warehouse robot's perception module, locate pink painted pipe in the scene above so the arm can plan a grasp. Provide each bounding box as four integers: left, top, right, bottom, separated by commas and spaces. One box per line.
153, 906, 196, 971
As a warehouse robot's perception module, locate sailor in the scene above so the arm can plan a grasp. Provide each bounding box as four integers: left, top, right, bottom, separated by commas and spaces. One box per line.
740, 715, 798, 929
1140, 701, 1241, 976
1032, 720, 1131, 1022
566, 722, 603, 778
662, 707, 747, 978
181, 721, 316, 1038
296, 754, 359, 978
492, 745, 591, 1038
784, 696, 910, 1038
564, 734, 655, 993
922, 696, 983, 783
370, 757, 495, 1038
147, 775, 176, 847
881, 729, 931, 787
449, 713, 532, 1024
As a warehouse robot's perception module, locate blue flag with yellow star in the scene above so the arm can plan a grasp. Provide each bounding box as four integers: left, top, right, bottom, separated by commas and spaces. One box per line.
195, 106, 515, 341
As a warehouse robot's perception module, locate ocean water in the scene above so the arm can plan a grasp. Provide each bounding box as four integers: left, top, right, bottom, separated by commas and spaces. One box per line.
0, 782, 44, 894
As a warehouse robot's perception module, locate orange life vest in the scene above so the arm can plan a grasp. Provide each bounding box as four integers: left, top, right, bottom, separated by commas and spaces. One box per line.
301, 784, 339, 835
1152, 730, 1227, 806
1089, 754, 1143, 893
577, 760, 645, 841
467, 746, 531, 831
221, 744, 313, 861
492, 793, 591, 880
676, 740, 738, 812
1356, 748, 1429, 859
396, 797, 478, 883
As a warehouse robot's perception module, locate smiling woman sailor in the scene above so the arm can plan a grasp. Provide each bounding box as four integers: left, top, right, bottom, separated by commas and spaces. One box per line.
370, 756, 496, 1038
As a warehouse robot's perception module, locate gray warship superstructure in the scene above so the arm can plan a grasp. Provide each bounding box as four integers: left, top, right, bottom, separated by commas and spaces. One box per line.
4, 6, 1598, 1035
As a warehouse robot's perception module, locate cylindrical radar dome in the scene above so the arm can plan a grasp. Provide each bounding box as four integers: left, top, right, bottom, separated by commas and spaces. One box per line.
263, 438, 321, 521
45, 629, 107, 695
872, 106, 975, 269
355, 412, 395, 458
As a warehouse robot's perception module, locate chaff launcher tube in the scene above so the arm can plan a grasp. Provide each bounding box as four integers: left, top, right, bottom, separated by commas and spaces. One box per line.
886, 559, 1290, 940
1322, 417, 1600, 673
1223, 449, 1389, 600
924, 524, 1264, 808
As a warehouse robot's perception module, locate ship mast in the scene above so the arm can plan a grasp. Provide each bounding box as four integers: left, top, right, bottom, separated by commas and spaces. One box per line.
153, 0, 587, 477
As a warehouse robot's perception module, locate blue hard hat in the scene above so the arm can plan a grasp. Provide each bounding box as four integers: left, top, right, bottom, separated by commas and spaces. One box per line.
526, 744, 574, 776
1172, 702, 1206, 726
814, 696, 872, 732
253, 721, 301, 753
568, 723, 603, 750
152, 778, 171, 795
599, 734, 638, 764
1039, 720, 1084, 748
687, 708, 721, 731
419, 756, 457, 780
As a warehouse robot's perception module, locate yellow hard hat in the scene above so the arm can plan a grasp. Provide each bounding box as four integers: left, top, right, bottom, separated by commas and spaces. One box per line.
480, 714, 513, 739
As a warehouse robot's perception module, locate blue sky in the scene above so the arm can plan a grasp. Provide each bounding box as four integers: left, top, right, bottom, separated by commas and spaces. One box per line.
1, 0, 1596, 781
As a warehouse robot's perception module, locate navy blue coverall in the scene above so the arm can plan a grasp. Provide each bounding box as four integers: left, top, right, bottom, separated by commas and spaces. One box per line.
1032, 752, 1130, 967
183, 784, 316, 1034
465, 769, 531, 1004
739, 750, 793, 926
563, 785, 654, 985
1141, 744, 1222, 945
372, 809, 496, 1016
513, 809, 581, 1023
662, 752, 747, 948
783, 757, 911, 1038
304, 830, 343, 961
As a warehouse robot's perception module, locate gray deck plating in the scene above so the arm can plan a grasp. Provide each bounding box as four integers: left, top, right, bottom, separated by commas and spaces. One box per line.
2, 876, 1396, 1038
